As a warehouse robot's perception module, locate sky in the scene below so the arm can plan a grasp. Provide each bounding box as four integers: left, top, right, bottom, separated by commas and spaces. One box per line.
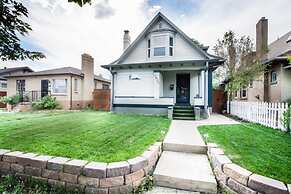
2, 0, 291, 78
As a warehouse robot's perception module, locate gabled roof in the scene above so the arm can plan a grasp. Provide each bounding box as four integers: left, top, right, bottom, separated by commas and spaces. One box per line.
103, 12, 223, 68
263, 30, 291, 63
7, 67, 111, 83
0, 66, 33, 76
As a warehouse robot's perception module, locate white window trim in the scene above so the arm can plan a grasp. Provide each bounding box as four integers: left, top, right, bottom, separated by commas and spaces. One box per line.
0, 80, 7, 89
51, 79, 68, 95
240, 88, 247, 99
74, 78, 78, 93
270, 71, 277, 85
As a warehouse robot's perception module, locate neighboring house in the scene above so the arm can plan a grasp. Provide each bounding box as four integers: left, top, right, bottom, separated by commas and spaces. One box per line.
6, 54, 110, 109
0, 66, 33, 93
235, 17, 291, 102
0, 67, 33, 108
102, 12, 224, 117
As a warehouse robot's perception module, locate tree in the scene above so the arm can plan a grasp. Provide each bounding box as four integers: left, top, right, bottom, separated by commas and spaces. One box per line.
68, 0, 92, 7
191, 38, 206, 50
213, 30, 264, 100
0, 0, 45, 61
288, 56, 291, 64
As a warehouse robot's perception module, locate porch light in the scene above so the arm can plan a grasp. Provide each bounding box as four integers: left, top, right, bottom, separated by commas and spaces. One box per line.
170, 84, 174, 90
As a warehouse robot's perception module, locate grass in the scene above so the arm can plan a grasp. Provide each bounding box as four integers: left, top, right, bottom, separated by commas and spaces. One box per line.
198, 123, 291, 183
0, 111, 170, 162
0, 175, 80, 194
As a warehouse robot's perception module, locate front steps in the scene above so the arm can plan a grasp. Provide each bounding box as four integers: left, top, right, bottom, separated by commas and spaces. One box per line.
173, 105, 195, 120
153, 120, 217, 193
154, 151, 217, 193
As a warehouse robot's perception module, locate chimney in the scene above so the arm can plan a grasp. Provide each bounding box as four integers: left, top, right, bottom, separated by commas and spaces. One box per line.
256, 17, 268, 58
123, 30, 131, 50
81, 53, 95, 105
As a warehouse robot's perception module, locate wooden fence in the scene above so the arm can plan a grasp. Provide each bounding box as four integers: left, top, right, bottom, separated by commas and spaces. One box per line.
92, 89, 111, 111
227, 101, 289, 131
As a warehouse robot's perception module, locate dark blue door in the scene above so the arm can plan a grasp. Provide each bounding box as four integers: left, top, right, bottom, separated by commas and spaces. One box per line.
176, 74, 190, 104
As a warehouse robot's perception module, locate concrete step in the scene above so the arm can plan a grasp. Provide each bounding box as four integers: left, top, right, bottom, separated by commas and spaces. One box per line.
147, 186, 200, 194
163, 120, 207, 154
153, 151, 217, 194
173, 112, 194, 116
173, 117, 195, 121
174, 109, 194, 113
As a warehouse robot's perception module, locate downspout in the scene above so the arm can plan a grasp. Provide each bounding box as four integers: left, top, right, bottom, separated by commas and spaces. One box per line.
70, 76, 73, 110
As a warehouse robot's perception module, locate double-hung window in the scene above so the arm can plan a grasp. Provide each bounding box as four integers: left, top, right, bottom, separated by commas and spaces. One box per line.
52, 79, 67, 94
74, 78, 78, 92
0, 80, 7, 89
169, 36, 173, 56
271, 71, 277, 84
152, 35, 167, 56
147, 39, 151, 58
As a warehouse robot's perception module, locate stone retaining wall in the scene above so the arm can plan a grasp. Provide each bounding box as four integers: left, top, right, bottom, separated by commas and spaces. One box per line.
207, 143, 290, 194
0, 142, 162, 194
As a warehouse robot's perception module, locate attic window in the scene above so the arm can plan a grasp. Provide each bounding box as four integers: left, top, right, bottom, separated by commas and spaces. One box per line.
152, 35, 167, 56
158, 22, 162, 29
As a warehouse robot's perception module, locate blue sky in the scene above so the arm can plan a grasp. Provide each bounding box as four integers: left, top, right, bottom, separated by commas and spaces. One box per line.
2, 0, 291, 78
148, 0, 202, 17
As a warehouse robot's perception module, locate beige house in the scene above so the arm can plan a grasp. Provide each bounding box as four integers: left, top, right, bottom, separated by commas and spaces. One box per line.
6, 54, 110, 109
235, 17, 291, 102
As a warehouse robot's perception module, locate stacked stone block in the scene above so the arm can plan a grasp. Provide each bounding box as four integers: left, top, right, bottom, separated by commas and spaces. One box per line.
207, 143, 290, 194
0, 142, 162, 194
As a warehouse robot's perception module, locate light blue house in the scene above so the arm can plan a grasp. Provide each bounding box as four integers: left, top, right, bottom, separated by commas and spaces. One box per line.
102, 12, 224, 119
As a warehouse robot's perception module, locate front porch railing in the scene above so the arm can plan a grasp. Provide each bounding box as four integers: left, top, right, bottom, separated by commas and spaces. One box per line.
18, 91, 51, 103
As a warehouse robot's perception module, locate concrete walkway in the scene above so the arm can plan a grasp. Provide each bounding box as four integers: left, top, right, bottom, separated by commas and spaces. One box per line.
151, 114, 238, 194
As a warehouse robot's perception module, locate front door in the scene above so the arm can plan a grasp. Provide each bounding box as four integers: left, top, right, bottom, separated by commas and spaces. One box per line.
41, 80, 49, 98
176, 74, 190, 104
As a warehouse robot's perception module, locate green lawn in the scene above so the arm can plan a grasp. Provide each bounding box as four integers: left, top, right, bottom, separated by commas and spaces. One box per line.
198, 123, 291, 183
0, 111, 170, 162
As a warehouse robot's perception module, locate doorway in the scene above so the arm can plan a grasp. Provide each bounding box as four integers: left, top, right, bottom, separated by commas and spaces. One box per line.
176, 74, 190, 104
41, 80, 49, 98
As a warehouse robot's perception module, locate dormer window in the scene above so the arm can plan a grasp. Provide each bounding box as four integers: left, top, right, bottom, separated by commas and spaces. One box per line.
153, 35, 166, 56
147, 34, 174, 58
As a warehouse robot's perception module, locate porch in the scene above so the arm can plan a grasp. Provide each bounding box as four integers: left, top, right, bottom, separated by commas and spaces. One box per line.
113, 69, 210, 108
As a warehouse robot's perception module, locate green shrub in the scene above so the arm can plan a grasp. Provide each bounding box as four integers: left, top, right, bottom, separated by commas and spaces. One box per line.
32, 96, 59, 110
0, 95, 21, 105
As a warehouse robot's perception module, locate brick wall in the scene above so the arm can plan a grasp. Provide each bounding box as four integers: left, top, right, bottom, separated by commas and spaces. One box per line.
0, 142, 162, 194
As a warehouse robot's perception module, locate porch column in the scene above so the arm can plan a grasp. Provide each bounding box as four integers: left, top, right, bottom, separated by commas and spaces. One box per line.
153, 71, 162, 99
204, 62, 209, 110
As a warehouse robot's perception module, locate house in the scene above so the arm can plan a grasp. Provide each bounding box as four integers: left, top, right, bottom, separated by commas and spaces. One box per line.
6, 54, 110, 109
234, 17, 291, 102
102, 12, 224, 118
0, 67, 33, 108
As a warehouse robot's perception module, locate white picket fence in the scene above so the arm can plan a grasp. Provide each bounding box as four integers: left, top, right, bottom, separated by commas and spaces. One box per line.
227, 101, 289, 131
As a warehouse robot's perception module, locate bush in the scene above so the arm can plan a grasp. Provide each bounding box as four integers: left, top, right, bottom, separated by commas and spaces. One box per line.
32, 96, 59, 110
0, 95, 21, 105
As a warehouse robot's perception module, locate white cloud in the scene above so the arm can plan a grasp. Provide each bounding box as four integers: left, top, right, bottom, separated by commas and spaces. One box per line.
1, 0, 290, 79
95, 0, 115, 19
